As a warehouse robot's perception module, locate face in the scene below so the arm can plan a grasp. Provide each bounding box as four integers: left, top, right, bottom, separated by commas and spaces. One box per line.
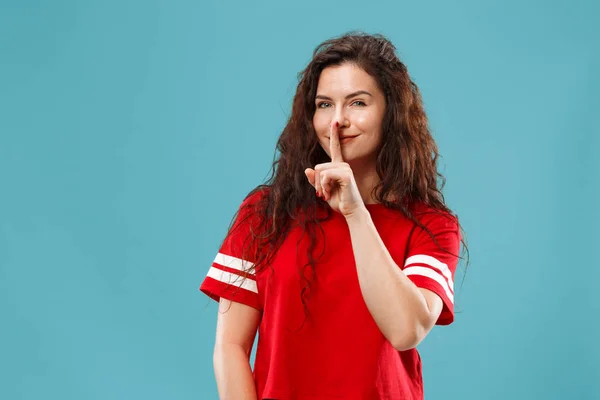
312, 63, 386, 167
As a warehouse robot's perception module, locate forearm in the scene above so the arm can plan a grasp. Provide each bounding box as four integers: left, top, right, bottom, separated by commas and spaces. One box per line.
213, 343, 257, 400
345, 208, 432, 350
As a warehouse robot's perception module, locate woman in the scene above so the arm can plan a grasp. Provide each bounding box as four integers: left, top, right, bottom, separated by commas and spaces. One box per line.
200, 32, 467, 400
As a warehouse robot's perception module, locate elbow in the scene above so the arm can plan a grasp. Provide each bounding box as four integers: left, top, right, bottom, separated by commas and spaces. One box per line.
391, 322, 431, 351
391, 332, 422, 351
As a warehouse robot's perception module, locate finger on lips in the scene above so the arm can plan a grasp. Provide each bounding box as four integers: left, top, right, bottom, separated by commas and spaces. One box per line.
329, 121, 343, 163
307, 122, 344, 201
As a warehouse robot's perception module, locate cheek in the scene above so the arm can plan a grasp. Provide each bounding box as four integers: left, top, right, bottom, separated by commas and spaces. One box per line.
354, 113, 380, 135
365, 106, 385, 128
313, 113, 328, 138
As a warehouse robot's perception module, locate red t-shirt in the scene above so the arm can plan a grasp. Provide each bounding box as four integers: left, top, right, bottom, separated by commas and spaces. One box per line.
200, 191, 460, 400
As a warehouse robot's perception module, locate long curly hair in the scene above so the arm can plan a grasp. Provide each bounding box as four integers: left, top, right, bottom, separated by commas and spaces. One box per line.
223, 32, 468, 322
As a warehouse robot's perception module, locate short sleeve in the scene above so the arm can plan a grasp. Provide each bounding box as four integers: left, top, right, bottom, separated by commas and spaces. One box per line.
199, 192, 264, 311
402, 211, 461, 325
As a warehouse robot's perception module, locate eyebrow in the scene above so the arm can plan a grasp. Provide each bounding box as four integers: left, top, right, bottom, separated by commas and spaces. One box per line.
315, 90, 373, 101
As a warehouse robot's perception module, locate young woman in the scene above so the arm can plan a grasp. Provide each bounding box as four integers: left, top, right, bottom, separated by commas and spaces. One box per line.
200, 32, 467, 400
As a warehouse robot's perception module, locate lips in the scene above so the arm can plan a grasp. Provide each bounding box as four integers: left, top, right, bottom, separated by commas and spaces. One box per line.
339, 136, 358, 143
328, 135, 359, 141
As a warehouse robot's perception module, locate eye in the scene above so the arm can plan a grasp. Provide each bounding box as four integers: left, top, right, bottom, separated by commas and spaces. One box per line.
317, 102, 332, 109
351, 100, 366, 106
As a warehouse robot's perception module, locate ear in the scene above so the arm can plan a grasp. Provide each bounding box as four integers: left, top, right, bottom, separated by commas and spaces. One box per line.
304, 168, 316, 188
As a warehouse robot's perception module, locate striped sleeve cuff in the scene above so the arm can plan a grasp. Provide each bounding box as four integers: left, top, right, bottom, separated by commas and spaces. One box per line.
403, 254, 455, 324
199, 253, 261, 310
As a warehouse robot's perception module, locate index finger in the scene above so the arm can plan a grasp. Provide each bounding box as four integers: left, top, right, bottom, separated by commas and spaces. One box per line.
329, 121, 343, 163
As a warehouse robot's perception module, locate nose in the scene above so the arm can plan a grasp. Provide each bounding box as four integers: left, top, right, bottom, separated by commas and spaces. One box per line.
332, 109, 349, 129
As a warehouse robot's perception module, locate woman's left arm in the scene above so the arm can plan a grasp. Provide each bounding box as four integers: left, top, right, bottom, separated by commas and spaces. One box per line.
305, 121, 445, 351
345, 209, 443, 351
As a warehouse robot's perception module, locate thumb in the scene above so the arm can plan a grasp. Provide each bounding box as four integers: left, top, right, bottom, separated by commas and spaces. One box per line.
304, 168, 316, 188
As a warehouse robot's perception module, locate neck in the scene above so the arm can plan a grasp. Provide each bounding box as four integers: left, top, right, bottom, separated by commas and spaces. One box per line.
348, 160, 381, 205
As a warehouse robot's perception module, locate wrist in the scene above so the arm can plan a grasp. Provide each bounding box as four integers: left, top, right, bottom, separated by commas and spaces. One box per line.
344, 205, 371, 225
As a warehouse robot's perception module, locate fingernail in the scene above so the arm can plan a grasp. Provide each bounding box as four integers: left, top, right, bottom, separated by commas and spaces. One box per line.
335, 122, 339, 127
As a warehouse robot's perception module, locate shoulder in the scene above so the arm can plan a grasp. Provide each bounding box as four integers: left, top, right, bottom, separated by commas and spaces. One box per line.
234, 185, 271, 219
220, 187, 272, 253
408, 202, 460, 232
241, 185, 270, 207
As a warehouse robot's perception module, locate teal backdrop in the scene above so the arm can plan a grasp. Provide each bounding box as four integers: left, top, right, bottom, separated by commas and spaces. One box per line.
1, 0, 598, 399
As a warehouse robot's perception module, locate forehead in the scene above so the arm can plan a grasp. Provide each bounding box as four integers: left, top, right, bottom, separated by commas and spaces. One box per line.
316, 63, 379, 94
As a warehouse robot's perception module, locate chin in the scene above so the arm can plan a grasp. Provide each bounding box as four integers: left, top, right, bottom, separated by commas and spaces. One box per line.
343, 152, 375, 166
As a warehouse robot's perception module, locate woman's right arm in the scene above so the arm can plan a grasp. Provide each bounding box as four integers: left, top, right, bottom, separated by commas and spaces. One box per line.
213, 298, 261, 400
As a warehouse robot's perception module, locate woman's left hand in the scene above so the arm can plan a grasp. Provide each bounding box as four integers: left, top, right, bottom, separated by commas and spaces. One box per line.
305, 122, 366, 218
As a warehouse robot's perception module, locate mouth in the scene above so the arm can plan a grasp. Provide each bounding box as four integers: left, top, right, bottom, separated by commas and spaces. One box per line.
328, 135, 359, 144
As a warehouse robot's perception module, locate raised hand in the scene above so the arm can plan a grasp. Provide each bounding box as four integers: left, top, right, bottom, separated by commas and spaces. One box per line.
304, 121, 365, 217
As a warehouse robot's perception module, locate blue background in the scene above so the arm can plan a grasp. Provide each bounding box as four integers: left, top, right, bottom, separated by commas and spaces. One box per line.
1, 0, 598, 399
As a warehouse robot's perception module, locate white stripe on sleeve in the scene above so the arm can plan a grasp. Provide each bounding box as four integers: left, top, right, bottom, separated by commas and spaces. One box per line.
404, 254, 454, 291
213, 253, 255, 274
206, 266, 258, 294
